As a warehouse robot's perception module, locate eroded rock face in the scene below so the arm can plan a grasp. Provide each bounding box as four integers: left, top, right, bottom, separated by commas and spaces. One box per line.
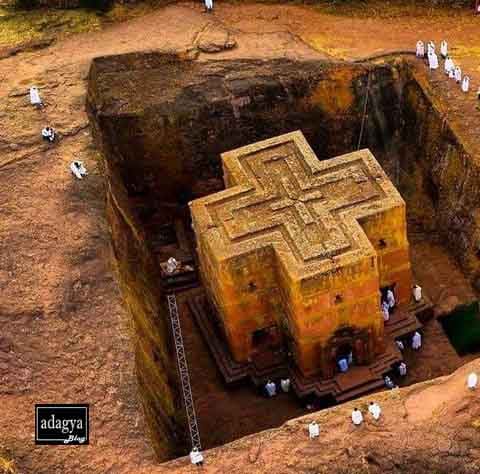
402, 63, 480, 284
87, 53, 402, 214
105, 173, 184, 460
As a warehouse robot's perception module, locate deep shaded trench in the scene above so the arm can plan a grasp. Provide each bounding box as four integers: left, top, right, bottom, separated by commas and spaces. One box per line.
86, 53, 480, 461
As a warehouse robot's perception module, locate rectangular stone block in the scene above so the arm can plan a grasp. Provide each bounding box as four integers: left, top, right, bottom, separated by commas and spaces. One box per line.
190, 131, 412, 377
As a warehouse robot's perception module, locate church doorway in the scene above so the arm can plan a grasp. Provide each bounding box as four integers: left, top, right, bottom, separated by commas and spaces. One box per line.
336, 342, 353, 373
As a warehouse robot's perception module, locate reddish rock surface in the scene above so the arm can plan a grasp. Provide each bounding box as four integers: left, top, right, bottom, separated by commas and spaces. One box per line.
155, 359, 480, 474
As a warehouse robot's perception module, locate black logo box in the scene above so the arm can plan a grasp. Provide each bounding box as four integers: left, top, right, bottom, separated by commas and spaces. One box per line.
35, 404, 89, 445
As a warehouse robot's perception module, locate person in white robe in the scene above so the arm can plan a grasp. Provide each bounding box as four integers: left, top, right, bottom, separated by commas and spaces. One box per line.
440, 40, 448, 59
455, 66, 462, 83
416, 41, 425, 58
29, 86, 42, 108
444, 56, 454, 76
190, 447, 204, 466
412, 331, 422, 350
351, 408, 363, 426
398, 362, 407, 376
467, 372, 478, 390
396, 340, 405, 351
384, 376, 396, 389
70, 161, 88, 180
368, 402, 381, 420
381, 301, 390, 322
204, 0, 213, 12
280, 378, 291, 393
427, 41, 435, 56
41, 127, 55, 143
428, 52, 439, 70
462, 76, 470, 93
413, 285, 422, 303
386, 289, 396, 310
308, 421, 320, 438
166, 257, 179, 274
265, 380, 276, 397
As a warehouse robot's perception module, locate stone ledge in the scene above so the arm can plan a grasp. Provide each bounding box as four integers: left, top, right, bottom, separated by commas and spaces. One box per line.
154, 358, 480, 474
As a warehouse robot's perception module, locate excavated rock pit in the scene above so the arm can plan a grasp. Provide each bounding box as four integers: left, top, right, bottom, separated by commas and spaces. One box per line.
86, 52, 480, 461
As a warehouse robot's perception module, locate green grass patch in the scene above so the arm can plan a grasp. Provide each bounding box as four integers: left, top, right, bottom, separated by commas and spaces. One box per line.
440, 300, 480, 356
0, 1, 166, 49
0, 8, 102, 47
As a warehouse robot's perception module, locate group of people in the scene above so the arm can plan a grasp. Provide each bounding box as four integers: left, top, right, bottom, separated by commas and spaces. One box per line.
30, 86, 87, 179
189, 370, 480, 465
382, 284, 422, 323
380, 287, 396, 322
30, 87, 57, 143
264, 378, 291, 397
356, 402, 382, 424
304, 370, 478, 442
416, 40, 472, 94
395, 330, 422, 352
393, 331, 421, 360
350, 402, 382, 427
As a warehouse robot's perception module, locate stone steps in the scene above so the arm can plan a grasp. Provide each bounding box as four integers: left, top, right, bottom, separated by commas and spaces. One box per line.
385, 307, 422, 339
187, 291, 422, 403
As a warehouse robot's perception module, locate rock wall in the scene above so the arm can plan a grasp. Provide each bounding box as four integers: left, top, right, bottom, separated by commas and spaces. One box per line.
400, 64, 480, 290
87, 53, 403, 222
88, 106, 185, 459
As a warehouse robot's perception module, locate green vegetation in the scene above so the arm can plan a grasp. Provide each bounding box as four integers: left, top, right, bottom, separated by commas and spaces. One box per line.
440, 300, 480, 355
12, 0, 112, 10
0, 1, 162, 49
0, 7, 102, 47
0, 445, 16, 474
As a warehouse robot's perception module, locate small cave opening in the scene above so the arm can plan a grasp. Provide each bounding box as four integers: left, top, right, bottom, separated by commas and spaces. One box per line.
87, 52, 480, 461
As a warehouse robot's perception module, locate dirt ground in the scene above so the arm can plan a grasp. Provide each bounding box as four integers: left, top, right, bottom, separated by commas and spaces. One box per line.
403, 239, 478, 384
1, 2, 480, 473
